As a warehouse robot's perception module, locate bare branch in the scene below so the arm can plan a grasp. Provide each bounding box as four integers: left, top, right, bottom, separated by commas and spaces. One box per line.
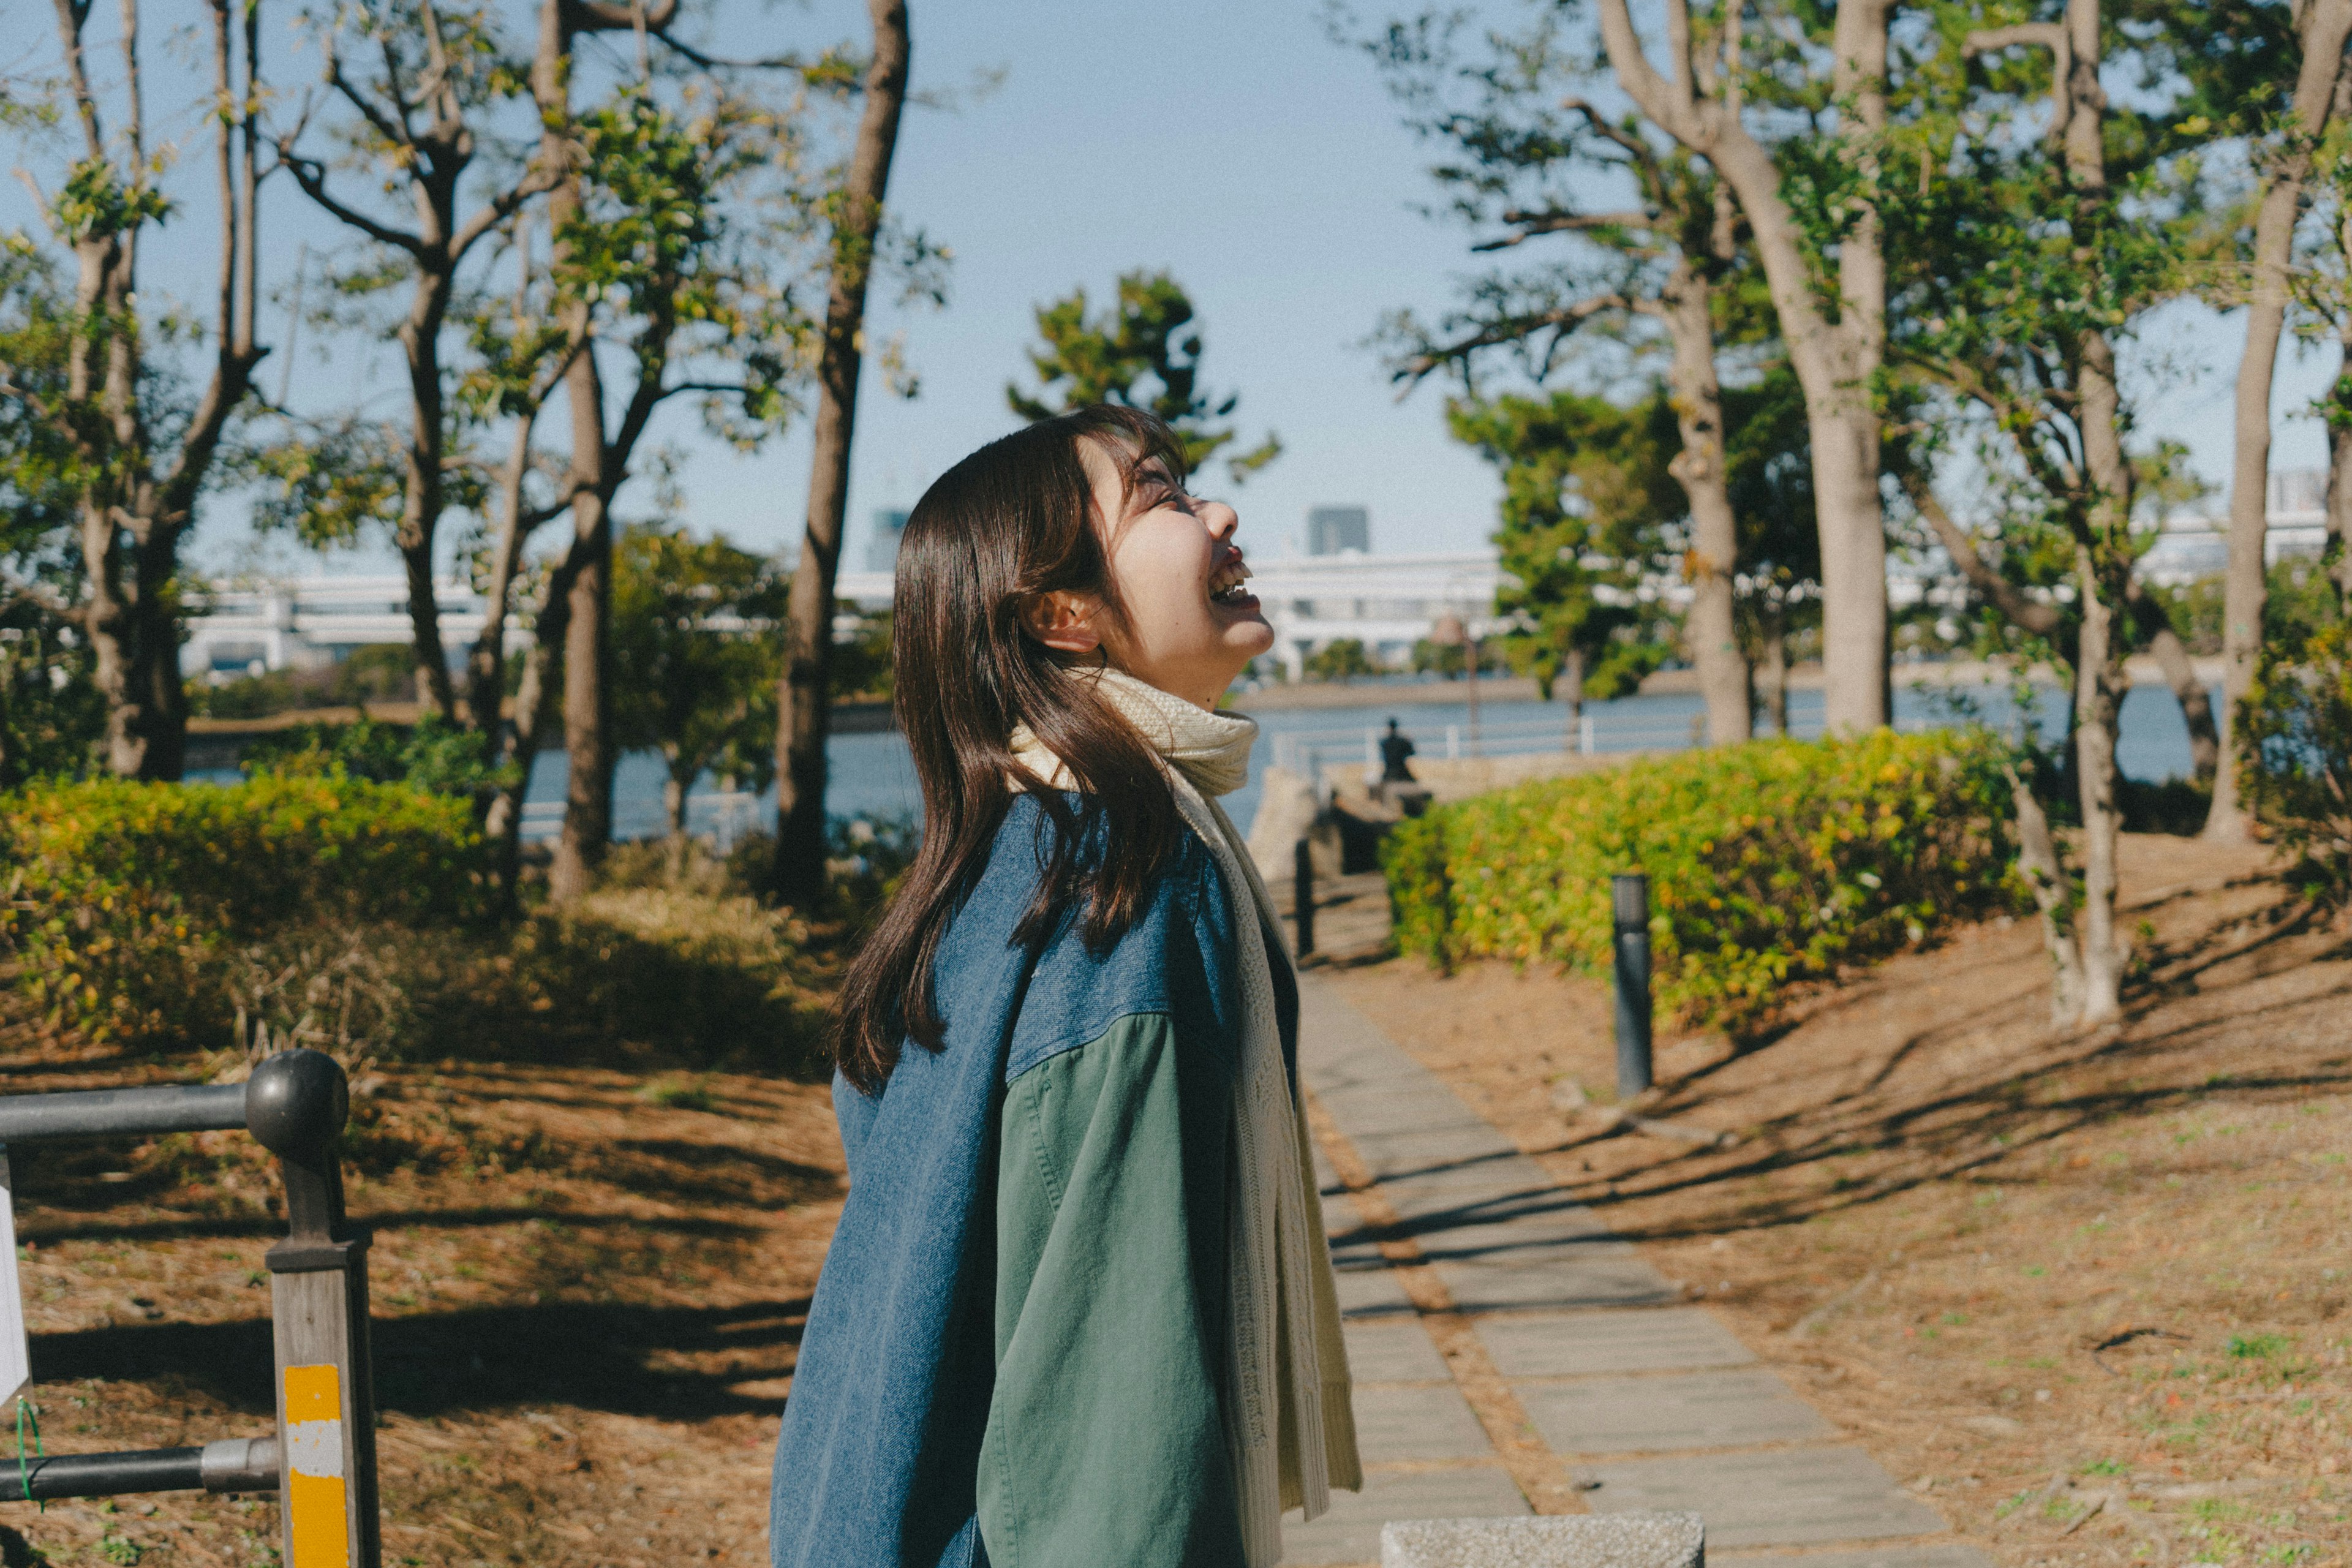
1594, 0, 1702, 142
1395, 293, 1639, 391
448, 159, 567, 259
325, 48, 418, 154
1559, 97, 1659, 167
10, 171, 64, 243
650, 32, 824, 73
49, 0, 105, 156
274, 146, 426, 253
1899, 469, 2062, 637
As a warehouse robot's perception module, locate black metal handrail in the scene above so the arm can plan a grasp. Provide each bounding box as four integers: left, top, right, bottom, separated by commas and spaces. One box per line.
0, 1050, 380, 1567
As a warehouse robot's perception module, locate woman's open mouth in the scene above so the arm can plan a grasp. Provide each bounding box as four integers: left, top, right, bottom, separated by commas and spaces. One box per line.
1208, 559, 1257, 609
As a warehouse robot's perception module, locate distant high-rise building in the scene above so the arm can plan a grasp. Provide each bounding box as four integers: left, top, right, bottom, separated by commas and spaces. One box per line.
1308, 505, 1370, 556
866, 508, 910, 573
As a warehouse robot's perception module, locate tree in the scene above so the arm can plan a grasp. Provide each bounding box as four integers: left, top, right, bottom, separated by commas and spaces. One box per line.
773, 0, 914, 911
1360, 8, 1762, 744
1596, 0, 1896, 735
1448, 388, 1679, 729
1721, 365, 1820, 733
611, 522, 784, 873
1304, 638, 1379, 682
1891, 0, 2212, 1023
0, 251, 104, 783
2, 0, 268, 778
1008, 268, 1283, 484
271, 0, 559, 722
2208, 0, 2352, 840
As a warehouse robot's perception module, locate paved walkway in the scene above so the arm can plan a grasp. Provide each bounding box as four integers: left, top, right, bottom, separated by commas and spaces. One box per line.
1283, 973, 1995, 1568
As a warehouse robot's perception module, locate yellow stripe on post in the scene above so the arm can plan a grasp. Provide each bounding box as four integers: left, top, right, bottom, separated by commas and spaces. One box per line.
282, 1363, 350, 1568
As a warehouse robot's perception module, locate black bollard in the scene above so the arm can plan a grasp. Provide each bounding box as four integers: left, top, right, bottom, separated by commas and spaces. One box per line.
1294, 838, 1317, 959
1611, 873, 1653, 1099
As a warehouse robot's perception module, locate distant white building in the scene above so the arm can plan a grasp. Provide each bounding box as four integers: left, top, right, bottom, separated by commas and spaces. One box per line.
865, 508, 910, 574
2138, 467, 2332, 586
1306, 505, 1370, 556
183, 578, 516, 678
183, 469, 2339, 680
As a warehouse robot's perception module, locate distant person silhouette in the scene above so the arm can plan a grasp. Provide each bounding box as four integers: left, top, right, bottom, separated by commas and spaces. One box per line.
1378, 718, 1417, 783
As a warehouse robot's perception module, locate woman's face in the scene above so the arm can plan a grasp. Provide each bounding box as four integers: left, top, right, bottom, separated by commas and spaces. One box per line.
1033, 440, 1275, 708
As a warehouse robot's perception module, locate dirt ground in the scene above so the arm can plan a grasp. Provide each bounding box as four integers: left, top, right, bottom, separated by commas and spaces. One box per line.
6, 832, 2345, 1567
0, 1051, 845, 1567
1322, 834, 2351, 1567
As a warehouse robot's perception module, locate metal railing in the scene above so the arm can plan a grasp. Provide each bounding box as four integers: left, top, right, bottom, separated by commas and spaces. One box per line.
0, 1050, 380, 1568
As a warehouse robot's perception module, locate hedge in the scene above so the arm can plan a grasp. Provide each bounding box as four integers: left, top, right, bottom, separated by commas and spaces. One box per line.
1, 773, 489, 1041
1384, 729, 2020, 1030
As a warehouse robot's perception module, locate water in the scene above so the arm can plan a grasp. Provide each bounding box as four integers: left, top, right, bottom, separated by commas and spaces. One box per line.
532, 676, 2215, 843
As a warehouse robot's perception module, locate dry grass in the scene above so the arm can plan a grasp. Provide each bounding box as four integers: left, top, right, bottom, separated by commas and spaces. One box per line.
1325, 834, 2351, 1568
0, 902, 848, 1566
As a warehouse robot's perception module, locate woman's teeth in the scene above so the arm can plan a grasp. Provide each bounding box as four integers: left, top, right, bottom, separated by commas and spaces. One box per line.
1208, 564, 1251, 604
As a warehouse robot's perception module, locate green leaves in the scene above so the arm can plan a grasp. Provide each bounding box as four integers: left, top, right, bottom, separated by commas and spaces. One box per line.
609, 522, 786, 801
2238, 620, 2352, 914
1447, 387, 1679, 698
0, 774, 489, 1043
49, 157, 173, 246
1384, 730, 2022, 1031
1007, 268, 1281, 484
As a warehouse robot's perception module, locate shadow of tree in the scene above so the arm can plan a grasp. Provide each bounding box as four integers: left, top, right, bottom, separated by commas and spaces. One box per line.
31, 1294, 812, 1425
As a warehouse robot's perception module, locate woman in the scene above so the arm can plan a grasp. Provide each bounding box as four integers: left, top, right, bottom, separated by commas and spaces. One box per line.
769, 405, 1360, 1568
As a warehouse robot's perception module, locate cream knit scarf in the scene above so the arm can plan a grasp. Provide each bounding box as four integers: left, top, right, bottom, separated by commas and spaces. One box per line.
1010, 668, 1360, 1564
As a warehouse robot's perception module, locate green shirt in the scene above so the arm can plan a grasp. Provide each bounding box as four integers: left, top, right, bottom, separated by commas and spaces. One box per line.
977, 1010, 1246, 1567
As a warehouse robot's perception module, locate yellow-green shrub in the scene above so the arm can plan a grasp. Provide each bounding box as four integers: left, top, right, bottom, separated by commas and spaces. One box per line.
1, 774, 488, 1042
1384, 730, 2019, 1028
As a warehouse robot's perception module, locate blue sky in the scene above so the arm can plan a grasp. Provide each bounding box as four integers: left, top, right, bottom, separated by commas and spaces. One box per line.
7, 0, 2332, 579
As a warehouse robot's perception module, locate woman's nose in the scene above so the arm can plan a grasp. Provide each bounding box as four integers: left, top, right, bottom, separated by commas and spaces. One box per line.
1201, 499, 1240, 541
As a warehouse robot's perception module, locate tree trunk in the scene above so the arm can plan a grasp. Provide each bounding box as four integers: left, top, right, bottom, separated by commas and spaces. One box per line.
2208, 0, 2352, 842
1760, 606, 1789, 736
2071, 545, 2127, 1023
664, 762, 692, 882
61, 0, 263, 780
2333, 366, 2352, 620
1559, 644, 1586, 750
771, 0, 912, 909
535, 0, 614, 904
398, 269, 459, 720
484, 580, 568, 908
1662, 263, 1750, 746
2005, 761, 2086, 1024
551, 478, 614, 901
1594, 0, 1891, 735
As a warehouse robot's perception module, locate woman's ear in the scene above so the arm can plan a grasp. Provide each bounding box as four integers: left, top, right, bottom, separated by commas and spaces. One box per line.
1020, 590, 1104, 655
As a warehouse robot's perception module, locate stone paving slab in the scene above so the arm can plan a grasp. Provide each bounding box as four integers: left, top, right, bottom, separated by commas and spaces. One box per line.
1477, 1308, 1758, 1379
1713, 1547, 1996, 1568
1518, 1371, 1836, 1454
1283, 1467, 1531, 1567
1382, 1188, 1617, 1238
1345, 1318, 1454, 1384
1354, 1384, 1498, 1463
1334, 1255, 1419, 1321
1289, 974, 1966, 1563
1579, 1448, 1950, 1548
1410, 1224, 1646, 1268
1431, 1256, 1679, 1314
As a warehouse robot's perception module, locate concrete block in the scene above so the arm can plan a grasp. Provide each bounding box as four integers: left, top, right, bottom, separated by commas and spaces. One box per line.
1381, 1512, 1705, 1568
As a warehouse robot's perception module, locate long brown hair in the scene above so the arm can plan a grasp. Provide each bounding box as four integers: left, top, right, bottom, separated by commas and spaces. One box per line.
833, 405, 1192, 1094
